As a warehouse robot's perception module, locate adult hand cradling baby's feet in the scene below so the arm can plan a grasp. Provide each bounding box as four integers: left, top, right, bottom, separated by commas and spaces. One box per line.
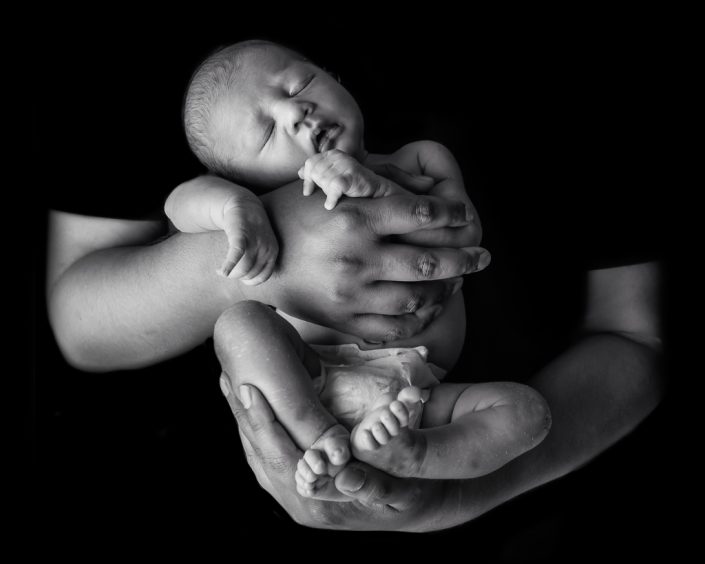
295, 423, 351, 500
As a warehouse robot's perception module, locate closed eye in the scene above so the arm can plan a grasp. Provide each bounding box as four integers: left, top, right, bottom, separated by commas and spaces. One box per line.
261, 121, 275, 150
290, 74, 315, 97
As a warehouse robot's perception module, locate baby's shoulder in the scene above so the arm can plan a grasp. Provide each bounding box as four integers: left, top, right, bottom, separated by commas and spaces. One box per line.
365, 140, 454, 173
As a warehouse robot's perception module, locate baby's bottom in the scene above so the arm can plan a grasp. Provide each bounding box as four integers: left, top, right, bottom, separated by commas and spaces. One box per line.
349, 380, 552, 479
214, 301, 351, 500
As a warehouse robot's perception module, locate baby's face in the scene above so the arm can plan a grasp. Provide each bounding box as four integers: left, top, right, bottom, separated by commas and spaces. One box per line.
212, 45, 365, 189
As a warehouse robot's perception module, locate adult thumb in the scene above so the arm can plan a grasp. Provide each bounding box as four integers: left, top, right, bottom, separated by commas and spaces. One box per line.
334, 463, 416, 511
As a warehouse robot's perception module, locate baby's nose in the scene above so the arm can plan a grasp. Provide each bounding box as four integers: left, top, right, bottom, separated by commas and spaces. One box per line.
280, 100, 315, 133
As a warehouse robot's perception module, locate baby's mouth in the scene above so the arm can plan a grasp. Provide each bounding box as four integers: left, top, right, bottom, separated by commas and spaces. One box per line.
312, 124, 341, 153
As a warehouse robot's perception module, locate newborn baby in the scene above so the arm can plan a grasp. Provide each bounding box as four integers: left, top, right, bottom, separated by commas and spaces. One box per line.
167, 40, 551, 499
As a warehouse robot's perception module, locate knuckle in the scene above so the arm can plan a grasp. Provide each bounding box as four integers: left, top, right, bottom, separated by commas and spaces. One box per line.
326, 282, 352, 304
415, 252, 438, 279
382, 324, 406, 343
332, 173, 353, 193
401, 293, 423, 314
331, 251, 365, 275
261, 453, 291, 475
329, 207, 363, 232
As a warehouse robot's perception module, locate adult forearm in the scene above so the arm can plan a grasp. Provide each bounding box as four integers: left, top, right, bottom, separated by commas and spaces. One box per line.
427, 333, 664, 531
48, 230, 265, 372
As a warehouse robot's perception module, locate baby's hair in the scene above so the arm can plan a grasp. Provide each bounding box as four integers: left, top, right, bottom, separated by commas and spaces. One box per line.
183, 39, 307, 183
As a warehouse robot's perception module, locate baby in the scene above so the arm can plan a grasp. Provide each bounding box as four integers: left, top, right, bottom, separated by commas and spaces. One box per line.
166, 40, 551, 500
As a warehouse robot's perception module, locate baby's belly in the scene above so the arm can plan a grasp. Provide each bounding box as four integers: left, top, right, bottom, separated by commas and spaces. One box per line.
276, 291, 466, 373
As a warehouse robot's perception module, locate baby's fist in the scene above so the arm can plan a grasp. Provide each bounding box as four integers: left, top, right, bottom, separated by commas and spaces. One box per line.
219, 194, 279, 286
298, 149, 398, 210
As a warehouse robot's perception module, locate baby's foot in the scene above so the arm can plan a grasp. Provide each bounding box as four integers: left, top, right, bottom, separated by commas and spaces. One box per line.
295, 424, 350, 500
350, 386, 427, 478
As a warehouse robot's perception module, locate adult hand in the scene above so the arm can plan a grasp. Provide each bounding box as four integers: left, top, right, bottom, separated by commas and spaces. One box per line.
253, 182, 489, 343
368, 161, 482, 249
220, 377, 448, 531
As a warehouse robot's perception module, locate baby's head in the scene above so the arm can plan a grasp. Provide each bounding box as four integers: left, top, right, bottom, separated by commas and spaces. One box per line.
184, 40, 366, 191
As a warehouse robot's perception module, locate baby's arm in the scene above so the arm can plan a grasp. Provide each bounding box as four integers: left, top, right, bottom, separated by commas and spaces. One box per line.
164, 175, 278, 284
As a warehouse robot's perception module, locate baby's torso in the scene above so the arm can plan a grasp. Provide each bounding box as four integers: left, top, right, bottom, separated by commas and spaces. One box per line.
277, 288, 466, 374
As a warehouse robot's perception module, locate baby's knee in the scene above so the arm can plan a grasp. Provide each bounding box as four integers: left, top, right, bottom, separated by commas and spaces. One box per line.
214, 301, 273, 353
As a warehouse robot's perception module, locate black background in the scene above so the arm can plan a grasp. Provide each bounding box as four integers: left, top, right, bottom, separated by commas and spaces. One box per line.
31, 10, 682, 559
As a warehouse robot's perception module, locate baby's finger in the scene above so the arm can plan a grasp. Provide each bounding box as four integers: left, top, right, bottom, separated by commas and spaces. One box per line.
241, 254, 277, 286
324, 192, 342, 211
227, 248, 257, 280
220, 241, 246, 278
240, 241, 277, 285
302, 176, 316, 196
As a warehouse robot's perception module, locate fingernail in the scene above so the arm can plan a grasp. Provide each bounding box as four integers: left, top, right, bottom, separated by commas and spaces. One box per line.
477, 250, 492, 271
465, 205, 474, 223
219, 376, 230, 397
340, 467, 366, 492
451, 278, 464, 296
239, 385, 252, 409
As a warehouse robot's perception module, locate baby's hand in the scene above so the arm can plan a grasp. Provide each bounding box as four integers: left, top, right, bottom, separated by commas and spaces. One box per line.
298, 149, 401, 210
219, 193, 279, 285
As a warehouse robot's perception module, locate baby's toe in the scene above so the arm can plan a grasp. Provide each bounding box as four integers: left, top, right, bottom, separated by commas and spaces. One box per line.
398, 386, 423, 407
355, 428, 380, 451
389, 400, 410, 427
297, 457, 318, 483
303, 449, 327, 476
296, 480, 315, 498
322, 436, 350, 467
371, 422, 391, 445
380, 409, 401, 436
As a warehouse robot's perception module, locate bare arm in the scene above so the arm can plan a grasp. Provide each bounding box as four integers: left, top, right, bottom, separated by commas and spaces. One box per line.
47, 180, 484, 373
435, 261, 664, 529
230, 261, 665, 531
164, 175, 260, 233
46, 210, 252, 372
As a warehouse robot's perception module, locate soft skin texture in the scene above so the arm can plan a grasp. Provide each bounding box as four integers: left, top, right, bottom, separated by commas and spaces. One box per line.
47, 181, 486, 372
223, 262, 663, 531
169, 41, 483, 288
210, 43, 366, 189
215, 301, 550, 500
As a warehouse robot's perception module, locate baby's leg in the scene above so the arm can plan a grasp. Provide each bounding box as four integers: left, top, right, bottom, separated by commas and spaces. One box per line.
214, 301, 349, 497
351, 382, 551, 479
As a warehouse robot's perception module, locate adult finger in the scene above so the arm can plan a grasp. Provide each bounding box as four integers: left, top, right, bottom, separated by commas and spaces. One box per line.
219, 376, 299, 476
360, 278, 464, 315
374, 245, 491, 282
395, 224, 483, 248
344, 305, 444, 343
334, 463, 419, 511
362, 194, 470, 236
367, 162, 436, 193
